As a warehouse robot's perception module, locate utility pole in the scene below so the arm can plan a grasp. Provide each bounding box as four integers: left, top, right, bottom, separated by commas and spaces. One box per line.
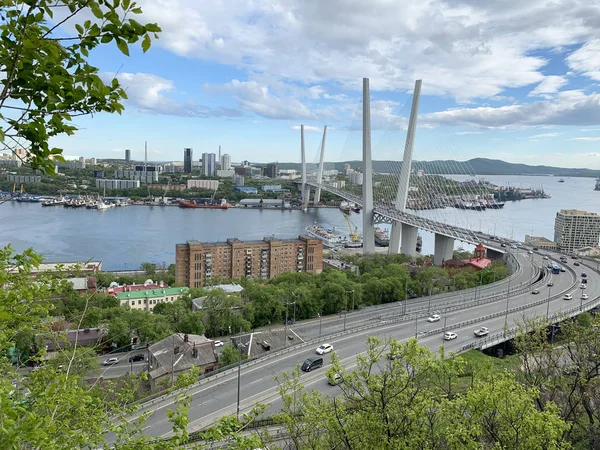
284, 299, 296, 347
414, 314, 418, 340
442, 312, 448, 342
318, 312, 322, 337
546, 286, 552, 320
236, 327, 243, 421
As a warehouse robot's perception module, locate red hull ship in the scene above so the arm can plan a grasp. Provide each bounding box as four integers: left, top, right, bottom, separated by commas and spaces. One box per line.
179, 199, 229, 209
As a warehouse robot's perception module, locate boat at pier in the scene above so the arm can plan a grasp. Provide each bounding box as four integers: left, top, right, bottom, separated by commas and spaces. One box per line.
374, 227, 389, 247
42, 196, 66, 206
595, 177, 600, 191
339, 203, 352, 214
179, 198, 229, 209
352, 205, 361, 213
558, 179, 565, 183
305, 223, 349, 248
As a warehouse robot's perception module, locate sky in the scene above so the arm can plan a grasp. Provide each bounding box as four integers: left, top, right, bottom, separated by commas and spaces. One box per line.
50, 0, 600, 169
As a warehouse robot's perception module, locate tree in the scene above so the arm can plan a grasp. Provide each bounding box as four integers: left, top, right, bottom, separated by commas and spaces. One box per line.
276, 337, 569, 449
0, 0, 161, 174
140, 262, 157, 276
219, 344, 247, 368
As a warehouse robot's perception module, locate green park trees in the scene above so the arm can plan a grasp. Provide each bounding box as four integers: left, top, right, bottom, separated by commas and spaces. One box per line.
0, 0, 160, 174
276, 337, 569, 450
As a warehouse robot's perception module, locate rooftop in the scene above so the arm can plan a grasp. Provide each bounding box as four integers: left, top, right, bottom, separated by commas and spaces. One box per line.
116, 286, 188, 300
148, 333, 216, 379
205, 283, 244, 294
558, 209, 600, 217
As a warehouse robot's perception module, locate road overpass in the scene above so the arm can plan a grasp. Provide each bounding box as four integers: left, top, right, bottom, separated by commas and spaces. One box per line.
113, 248, 600, 441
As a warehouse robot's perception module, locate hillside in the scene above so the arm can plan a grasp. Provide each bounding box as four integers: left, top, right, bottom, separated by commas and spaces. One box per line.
273, 158, 600, 177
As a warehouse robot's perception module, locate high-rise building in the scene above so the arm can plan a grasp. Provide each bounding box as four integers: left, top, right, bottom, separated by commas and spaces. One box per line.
349, 171, 363, 186
232, 174, 245, 186
554, 209, 600, 253
175, 236, 323, 288
125, 149, 131, 161
220, 153, 231, 171
184, 148, 193, 173
264, 163, 278, 178
202, 153, 217, 176
78, 156, 86, 169
342, 163, 352, 175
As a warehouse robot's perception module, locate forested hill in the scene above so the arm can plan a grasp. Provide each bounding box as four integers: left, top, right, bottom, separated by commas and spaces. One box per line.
272, 158, 600, 177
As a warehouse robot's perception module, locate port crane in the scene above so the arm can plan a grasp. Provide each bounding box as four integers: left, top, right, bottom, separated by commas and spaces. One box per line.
342, 213, 361, 243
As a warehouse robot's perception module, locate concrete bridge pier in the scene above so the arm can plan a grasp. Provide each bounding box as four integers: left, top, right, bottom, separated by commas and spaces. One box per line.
401, 224, 419, 256
389, 222, 419, 256
434, 234, 454, 266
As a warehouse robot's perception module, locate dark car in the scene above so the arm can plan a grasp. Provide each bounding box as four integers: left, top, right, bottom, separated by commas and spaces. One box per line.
301, 357, 323, 372
128, 354, 145, 363
582, 272, 587, 278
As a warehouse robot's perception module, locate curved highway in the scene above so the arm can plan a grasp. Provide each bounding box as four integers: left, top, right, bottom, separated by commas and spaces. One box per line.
118, 247, 600, 440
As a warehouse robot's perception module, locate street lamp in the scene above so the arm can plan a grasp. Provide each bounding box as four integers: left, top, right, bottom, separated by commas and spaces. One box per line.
546, 286, 552, 320
442, 312, 448, 342
318, 312, 322, 337
580, 286, 586, 312
284, 299, 296, 347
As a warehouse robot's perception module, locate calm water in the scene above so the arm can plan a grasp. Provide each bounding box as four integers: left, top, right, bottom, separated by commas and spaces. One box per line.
2, 175, 598, 270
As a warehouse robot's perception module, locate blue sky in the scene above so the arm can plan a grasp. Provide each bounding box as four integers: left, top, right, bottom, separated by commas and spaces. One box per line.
51, 0, 600, 169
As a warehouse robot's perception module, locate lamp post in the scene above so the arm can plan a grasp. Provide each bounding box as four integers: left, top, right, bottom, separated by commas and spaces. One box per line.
235, 328, 242, 420
546, 286, 552, 320
414, 313, 418, 340
442, 312, 448, 342
284, 299, 296, 347
318, 312, 322, 337
580, 286, 585, 312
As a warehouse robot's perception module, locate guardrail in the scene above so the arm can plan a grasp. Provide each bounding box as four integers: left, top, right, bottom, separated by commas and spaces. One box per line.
129, 252, 545, 410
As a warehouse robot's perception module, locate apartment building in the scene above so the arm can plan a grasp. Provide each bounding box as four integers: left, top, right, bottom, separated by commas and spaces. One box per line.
176, 236, 323, 288
117, 286, 189, 311
554, 209, 600, 253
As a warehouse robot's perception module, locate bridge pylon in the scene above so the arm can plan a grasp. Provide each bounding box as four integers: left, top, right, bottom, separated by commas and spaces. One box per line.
389, 80, 422, 256
313, 126, 327, 204
362, 78, 375, 254
300, 125, 309, 209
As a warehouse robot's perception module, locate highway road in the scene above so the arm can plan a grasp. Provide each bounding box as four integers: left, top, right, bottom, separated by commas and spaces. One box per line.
115, 248, 600, 440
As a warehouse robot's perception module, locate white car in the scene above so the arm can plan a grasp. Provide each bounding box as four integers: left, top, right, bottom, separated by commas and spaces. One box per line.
564, 293, 573, 300
103, 357, 119, 366
580, 284, 587, 289
474, 327, 489, 337
213, 340, 224, 347
582, 294, 589, 300
528, 250, 534, 254
427, 314, 441, 323
444, 332, 458, 341
316, 344, 333, 355
543, 256, 549, 260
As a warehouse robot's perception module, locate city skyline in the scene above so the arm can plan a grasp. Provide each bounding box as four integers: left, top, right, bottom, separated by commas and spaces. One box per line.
44, 1, 600, 169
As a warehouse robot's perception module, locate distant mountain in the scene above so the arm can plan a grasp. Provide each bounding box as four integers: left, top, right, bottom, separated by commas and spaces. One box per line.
273, 158, 600, 177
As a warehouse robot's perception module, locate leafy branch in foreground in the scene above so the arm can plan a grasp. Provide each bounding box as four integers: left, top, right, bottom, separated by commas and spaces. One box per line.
0, 0, 161, 174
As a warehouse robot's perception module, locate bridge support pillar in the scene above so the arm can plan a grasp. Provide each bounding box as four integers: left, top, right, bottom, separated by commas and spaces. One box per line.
389, 223, 418, 256
300, 124, 308, 209
401, 224, 419, 256
434, 234, 454, 266
313, 126, 327, 204
362, 78, 375, 254
389, 222, 402, 254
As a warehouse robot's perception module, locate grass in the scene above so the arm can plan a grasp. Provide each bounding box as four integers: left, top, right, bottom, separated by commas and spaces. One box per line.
453, 350, 521, 392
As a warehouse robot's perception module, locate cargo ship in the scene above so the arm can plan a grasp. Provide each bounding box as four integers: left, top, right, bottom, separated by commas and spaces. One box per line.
374, 227, 389, 247
179, 198, 229, 209
305, 223, 349, 248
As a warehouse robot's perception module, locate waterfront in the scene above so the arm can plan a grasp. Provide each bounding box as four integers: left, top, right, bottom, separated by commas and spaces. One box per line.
1, 175, 598, 270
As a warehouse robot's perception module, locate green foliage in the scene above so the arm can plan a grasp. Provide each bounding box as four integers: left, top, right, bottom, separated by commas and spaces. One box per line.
277, 337, 569, 449
219, 344, 246, 367
0, 0, 161, 174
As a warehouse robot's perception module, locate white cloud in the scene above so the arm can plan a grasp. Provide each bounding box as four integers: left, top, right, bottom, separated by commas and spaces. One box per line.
528, 76, 567, 97
210, 79, 315, 120
569, 137, 600, 141
455, 131, 482, 135
527, 132, 560, 139
135, 0, 600, 100
424, 90, 600, 128
291, 125, 322, 132
104, 72, 242, 118
566, 39, 600, 81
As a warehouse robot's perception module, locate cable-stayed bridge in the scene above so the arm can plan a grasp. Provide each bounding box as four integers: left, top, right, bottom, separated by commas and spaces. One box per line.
300, 78, 506, 265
